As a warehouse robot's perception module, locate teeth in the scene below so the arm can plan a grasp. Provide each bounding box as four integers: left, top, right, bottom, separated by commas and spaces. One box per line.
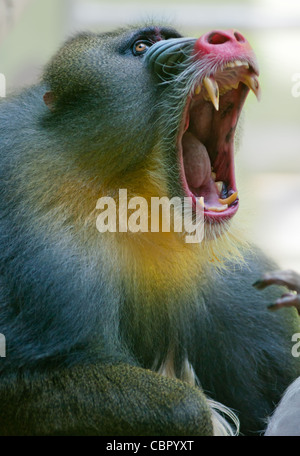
211, 171, 216, 181
225, 60, 249, 69
219, 191, 238, 206
215, 181, 223, 194
203, 76, 219, 111
198, 195, 228, 212
233, 60, 249, 68
198, 196, 205, 208
193, 64, 259, 108
206, 205, 228, 212
219, 86, 231, 96
241, 74, 261, 101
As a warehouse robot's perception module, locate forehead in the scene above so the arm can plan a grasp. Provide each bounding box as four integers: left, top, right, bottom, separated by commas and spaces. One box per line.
109, 25, 183, 54
124, 26, 183, 41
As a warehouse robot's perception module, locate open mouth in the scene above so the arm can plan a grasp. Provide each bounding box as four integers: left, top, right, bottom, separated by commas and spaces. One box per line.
178, 60, 260, 222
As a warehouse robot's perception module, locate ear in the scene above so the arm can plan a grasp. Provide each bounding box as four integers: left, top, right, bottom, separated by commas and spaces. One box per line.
43, 91, 56, 111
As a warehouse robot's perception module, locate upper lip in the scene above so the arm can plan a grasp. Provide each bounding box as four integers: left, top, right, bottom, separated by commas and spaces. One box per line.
178, 58, 260, 222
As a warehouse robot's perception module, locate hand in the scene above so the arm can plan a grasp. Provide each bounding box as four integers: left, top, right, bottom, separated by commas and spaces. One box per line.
253, 270, 300, 315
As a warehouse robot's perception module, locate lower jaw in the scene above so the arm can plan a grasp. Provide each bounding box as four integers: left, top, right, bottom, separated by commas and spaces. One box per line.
191, 194, 239, 223
186, 193, 240, 244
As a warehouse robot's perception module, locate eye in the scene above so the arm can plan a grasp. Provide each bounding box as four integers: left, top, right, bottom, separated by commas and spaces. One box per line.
132, 40, 151, 56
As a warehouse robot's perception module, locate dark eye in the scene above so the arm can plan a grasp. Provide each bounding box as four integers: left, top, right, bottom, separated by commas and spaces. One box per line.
132, 40, 151, 56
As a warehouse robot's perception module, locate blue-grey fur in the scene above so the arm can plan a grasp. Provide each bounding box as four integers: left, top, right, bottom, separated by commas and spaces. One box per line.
0, 25, 299, 436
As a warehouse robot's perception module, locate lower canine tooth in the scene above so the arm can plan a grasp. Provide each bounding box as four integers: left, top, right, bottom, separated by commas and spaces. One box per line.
219, 191, 238, 206
203, 76, 219, 111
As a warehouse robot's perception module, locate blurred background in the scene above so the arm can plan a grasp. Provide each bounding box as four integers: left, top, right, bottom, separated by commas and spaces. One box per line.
0, 0, 299, 271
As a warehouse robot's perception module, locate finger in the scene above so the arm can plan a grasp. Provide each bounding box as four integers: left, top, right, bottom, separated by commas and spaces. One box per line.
253, 270, 300, 293
268, 294, 300, 315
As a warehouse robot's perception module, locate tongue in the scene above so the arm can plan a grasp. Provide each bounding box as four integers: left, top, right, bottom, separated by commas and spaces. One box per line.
182, 132, 211, 189
182, 131, 225, 210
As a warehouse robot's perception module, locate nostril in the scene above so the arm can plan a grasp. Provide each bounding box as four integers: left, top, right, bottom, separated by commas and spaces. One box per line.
234, 31, 246, 43
207, 32, 230, 45
194, 29, 253, 59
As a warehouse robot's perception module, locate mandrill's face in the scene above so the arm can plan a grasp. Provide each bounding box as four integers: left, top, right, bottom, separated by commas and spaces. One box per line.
43, 25, 260, 241
143, 27, 260, 225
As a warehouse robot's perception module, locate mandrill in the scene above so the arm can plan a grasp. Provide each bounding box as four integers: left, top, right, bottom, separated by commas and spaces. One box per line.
0, 23, 299, 436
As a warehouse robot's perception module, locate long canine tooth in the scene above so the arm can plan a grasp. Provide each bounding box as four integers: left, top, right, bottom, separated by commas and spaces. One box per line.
203, 76, 219, 111
242, 74, 261, 101
219, 191, 238, 206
